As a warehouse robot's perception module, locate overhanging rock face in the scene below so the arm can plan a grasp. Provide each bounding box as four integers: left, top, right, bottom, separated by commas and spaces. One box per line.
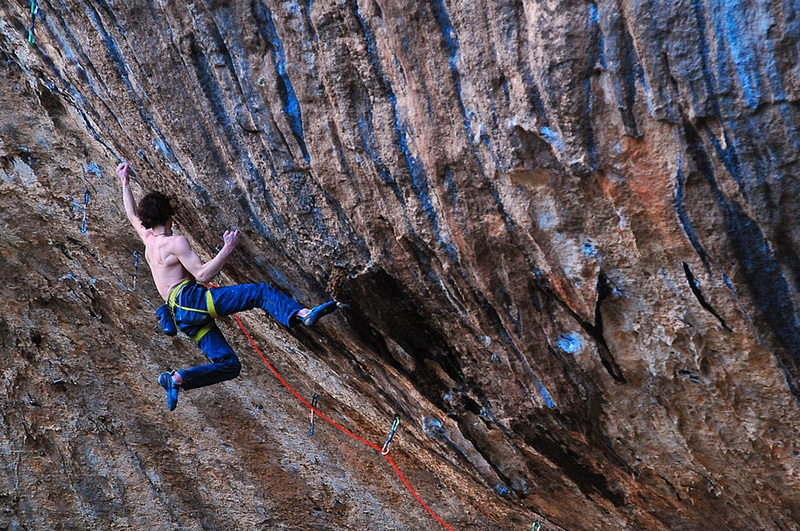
1, 1, 799, 530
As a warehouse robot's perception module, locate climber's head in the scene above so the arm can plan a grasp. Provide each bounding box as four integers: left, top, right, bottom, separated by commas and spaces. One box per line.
137, 191, 175, 229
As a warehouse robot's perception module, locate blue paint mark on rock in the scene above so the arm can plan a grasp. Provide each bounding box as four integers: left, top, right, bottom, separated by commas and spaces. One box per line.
582, 242, 599, 257
85, 161, 102, 177
534, 379, 556, 409
494, 484, 511, 497
557, 333, 583, 354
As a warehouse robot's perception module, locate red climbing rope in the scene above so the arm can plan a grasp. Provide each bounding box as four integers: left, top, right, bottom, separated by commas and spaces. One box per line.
232, 313, 456, 531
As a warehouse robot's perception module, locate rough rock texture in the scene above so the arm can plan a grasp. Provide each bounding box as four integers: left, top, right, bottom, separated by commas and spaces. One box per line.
2, 0, 800, 529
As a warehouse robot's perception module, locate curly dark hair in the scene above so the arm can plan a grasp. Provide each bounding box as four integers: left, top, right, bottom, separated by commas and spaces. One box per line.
137, 192, 175, 229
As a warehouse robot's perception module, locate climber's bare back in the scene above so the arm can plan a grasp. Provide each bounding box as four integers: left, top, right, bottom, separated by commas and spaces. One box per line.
143, 231, 194, 300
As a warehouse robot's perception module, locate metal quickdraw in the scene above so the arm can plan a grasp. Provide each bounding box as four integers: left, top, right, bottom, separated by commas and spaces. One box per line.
309, 393, 319, 436
81, 190, 90, 233
28, 1, 39, 45
132, 251, 140, 290
381, 415, 400, 455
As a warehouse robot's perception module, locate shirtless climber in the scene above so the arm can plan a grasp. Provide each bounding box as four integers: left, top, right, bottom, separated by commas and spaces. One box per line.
117, 162, 338, 410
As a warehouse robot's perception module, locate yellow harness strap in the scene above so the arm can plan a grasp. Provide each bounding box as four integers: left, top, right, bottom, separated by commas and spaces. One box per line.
192, 321, 216, 343
167, 280, 219, 341
167, 280, 190, 308
205, 290, 218, 318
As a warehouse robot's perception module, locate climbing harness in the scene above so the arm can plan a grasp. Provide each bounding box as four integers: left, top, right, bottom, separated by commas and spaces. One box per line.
309, 393, 319, 436
132, 251, 140, 290
27, 1, 39, 45
231, 313, 456, 531
381, 415, 401, 455
165, 280, 219, 342
168, 280, 218, 318
81, 190, 90, 233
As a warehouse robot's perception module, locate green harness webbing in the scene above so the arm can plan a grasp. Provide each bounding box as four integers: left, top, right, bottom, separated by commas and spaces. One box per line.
167, 280, 219, 342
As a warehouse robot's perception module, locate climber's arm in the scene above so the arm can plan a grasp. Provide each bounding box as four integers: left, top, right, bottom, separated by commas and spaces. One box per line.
117, 162, 147, 241
170, 229, 240, 284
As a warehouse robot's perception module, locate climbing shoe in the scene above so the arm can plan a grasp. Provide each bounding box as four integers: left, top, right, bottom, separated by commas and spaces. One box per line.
302, 300, 338, 327
159, 372, 179, 411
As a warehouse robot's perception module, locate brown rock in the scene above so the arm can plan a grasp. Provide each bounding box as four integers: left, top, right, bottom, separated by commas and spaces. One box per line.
1, 0, 799, 529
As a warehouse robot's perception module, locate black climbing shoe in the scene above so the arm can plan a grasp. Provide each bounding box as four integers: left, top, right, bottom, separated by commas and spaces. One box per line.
302, 300, 338, 327
159, 372, 179, 411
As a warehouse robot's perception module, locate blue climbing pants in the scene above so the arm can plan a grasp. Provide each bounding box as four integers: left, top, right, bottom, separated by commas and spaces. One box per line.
171, 282, 304, 390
